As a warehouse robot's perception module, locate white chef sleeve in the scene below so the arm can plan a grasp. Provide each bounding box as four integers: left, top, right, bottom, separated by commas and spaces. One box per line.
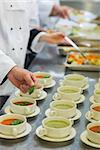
0, 50, 16, 83
30, 32, 46, 53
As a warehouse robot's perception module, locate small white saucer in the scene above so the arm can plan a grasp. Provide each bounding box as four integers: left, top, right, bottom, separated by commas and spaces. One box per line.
0, 123, 32, 139
89, 96, 95, 103
36, 126, 76, 142
82, 84, 89, 90
35, 91, 47, 101
45, 109, 81, 121
15, 90, 47, 101
53, 93, 85, 104
89, 95, 100, 104
44, 80, 56, 88
80, 130, 100, 148
85, 111, 100, 123
95, 83, 100, 90
4, 105, 40, 118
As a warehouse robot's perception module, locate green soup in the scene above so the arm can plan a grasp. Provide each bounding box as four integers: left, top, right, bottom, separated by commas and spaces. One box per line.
69, 77, 83, 81
55, 104, 73, 109
61, 89, 78, 93
45, 120, 69, 128
96, 91, 100, 94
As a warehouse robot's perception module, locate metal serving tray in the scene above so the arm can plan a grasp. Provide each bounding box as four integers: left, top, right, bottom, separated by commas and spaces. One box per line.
64, 62, 100, 71
69, 26, 100, 41
91, 16, 100, 25
64, 52, 100, 71
58, 46, 100, 56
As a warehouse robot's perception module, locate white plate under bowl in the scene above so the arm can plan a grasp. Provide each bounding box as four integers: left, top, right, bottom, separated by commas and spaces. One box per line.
45, 108, 81, 121
15, 90, 47, 101
36, 126, 76, 142
0, 123, 32, 139
44, 80, 56, 88
53, 93, 85, 104
85, 111, 100, 123
89, 96, 100, 104
80, 130, 100, 148
4, 105, 40, 118
82, 84, 89, 90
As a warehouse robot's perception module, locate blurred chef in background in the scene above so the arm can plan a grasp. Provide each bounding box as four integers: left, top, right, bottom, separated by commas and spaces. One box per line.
38, 0, 71, 27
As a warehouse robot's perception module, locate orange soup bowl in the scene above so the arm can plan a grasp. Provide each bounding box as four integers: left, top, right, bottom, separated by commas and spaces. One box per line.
87, 122, 100, 144
0, 114, 26, 136
10, 97, 36, 115
34, 72, 53, 87
90, 103, 100, 121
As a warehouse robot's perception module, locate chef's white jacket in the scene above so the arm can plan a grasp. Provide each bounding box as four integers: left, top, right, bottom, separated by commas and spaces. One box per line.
38, 0, 60, 27
0, 0, 45, 96
29, 0, 40, 27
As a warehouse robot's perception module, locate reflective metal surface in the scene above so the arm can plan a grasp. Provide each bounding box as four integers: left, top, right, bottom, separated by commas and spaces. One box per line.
0, 45, 99, 150
0, 1, 100, 149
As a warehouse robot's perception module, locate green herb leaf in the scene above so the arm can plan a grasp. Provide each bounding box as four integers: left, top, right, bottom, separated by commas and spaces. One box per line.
44, 76, 50, 78
11, 119, 23, 125
97, 131, 100, 133
28, 86, 35, 95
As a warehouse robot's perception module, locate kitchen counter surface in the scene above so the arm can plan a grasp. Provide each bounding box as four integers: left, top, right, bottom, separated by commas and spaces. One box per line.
0, 45, 99, 150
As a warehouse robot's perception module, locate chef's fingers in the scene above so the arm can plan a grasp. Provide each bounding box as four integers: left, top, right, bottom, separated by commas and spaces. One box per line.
8, 75, 29, 93
24, 73, 35, 87
8, 75, 20, 89
31, 74, 42, 88
20, 84, 30, 93
31, 73, 37, 83
62, 8, 69, 18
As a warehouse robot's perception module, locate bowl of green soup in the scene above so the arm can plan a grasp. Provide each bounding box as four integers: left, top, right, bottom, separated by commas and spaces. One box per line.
39, 117, 73, 138
10, 97, 36, 115
63, 74, 88, 88
56, 86, 81, 101
94, 89, 100, 103
0, 114, 26, 136
95, 82, 100, 90
49, 100, 76, 118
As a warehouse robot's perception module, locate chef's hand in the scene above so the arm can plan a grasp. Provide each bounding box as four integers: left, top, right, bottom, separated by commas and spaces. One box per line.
50, 5, 70, 18
40, 32, 68, 45
7, 66, 37, 93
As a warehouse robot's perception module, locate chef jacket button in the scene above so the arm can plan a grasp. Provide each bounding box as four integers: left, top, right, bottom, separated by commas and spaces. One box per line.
19, 27, 22, 30
10, 5, 13, 7
11, 28, 13, 31
20, 48, 23, 50
12, 48, 15, 51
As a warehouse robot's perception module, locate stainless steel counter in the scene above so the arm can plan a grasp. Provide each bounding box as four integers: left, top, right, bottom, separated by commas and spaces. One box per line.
0, 1, 100, 149
0, 45, 99, 150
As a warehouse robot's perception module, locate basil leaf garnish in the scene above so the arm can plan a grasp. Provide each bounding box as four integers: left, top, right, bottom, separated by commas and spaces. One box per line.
28, 86, 35, 95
